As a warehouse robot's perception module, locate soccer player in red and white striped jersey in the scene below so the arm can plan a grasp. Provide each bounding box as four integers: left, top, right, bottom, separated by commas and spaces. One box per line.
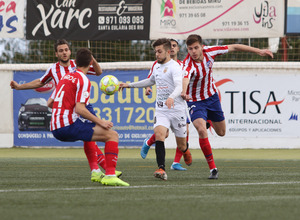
10, 40, 119, 182
51, 48, 129, 186
182, 34, 273, 179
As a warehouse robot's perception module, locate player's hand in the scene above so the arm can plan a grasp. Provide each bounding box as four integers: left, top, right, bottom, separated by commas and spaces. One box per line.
258, 49, 274, 58
165, 98, 174, 109
145, 87, 152, 96
100, 120, 113, 129
10, 81, 19, 89
181, 92, 192, 101
118, 82, 129, 91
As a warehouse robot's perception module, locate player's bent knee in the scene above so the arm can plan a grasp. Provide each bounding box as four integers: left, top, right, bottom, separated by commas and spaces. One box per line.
197, 128, 208, 138
106, 129, 118, 142
216, 129, 226, 136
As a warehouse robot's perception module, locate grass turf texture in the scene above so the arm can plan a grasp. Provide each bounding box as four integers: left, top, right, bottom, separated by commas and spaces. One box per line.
0, 148, 299, 220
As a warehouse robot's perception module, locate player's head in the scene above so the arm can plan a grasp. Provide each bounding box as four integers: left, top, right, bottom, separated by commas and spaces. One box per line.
170, 39, 179, 60
76, 48, 92, 68
55, 39, 71, 64
186, 34, 204, 62
152, 38, 171, 64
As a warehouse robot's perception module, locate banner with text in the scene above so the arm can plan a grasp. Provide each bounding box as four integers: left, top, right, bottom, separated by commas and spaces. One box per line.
26, 0, 150, 40
13, 70, 155, 147
213, 71, 300, 138
13, 68, 300, 147
0, 0, 24, 38
150, 0, 285, 40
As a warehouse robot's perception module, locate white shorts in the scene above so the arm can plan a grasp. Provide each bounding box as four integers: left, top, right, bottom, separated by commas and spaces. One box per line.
153, 110, 187, 138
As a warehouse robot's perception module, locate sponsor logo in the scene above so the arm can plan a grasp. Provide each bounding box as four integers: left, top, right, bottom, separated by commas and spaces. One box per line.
178, 123, 186, 128
157, 101, 163, 108
253, 1, 277, 29
289, 113, 298, 121
34, 81, 55, 93
31, 0, 92, 37
160, 0, 176, 29
161, 0, 175, 18
215, 78, 284, 115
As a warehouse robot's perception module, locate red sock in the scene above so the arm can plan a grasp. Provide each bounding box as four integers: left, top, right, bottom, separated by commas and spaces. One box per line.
94, 143, 106, 171
147, 134, 156, 146
83, 141, 99, 171
173, 147, 183, 163
104, 141, 119, 175
199, 138, 216, 170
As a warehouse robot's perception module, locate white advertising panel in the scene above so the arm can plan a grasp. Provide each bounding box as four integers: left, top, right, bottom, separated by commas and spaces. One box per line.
0, 0, 24, 38
214, 69, 300, 138
150, 0, 285, 40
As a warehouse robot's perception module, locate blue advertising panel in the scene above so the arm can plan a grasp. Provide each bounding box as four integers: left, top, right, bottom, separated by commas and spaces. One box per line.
285, 0, 300, 35
13, 70, 155, 147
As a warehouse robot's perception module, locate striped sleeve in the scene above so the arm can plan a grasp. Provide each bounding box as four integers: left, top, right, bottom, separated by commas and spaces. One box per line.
76, 74, 90, 104
40, 66, 54, 84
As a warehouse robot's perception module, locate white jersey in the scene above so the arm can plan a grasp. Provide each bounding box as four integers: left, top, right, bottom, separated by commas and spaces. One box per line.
129, 59, 186, 112
151, 59, 185, 113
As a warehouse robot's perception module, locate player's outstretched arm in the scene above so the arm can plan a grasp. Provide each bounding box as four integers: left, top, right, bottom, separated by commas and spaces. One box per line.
10, 78, 44, 90
118, 82, 130, 91
181, 78, 191, 101
228, 44, 274, 58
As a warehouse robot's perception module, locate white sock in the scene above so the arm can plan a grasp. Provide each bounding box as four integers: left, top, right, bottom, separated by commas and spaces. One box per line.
91, 169, 101, 173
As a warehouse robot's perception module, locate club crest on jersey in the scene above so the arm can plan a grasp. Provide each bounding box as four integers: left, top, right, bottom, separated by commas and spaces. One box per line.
206, 61, 213, 69
163, 67, 168, 73
83, 91, 89, 98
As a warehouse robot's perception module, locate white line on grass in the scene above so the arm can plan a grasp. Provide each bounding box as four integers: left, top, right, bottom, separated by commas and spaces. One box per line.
0, 181, 300, 193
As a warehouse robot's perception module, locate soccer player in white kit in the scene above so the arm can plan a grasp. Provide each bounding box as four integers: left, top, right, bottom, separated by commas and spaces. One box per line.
119, 38, 191, 180
141, 39, 192, 171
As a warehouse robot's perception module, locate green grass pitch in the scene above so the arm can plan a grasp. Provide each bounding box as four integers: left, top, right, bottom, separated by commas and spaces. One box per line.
0, 148, 299, 220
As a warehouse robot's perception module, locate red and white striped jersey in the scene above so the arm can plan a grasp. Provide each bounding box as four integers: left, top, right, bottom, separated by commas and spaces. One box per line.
148, 59, 183, 78
183, 45, 228, 101
40, 59, 96, 86
50, 69, 91, 131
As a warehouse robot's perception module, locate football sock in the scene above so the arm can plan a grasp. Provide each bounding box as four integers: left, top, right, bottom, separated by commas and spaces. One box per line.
174, 147, 183, 163
83, 141, 99, 171
91, 169, 101, 173
147, 134, 156, 146
104, 141, 119, 175
94, 143, 107, 171
199, 138, 216, 170
183, 142, 189, 153
155, 141, 165, 170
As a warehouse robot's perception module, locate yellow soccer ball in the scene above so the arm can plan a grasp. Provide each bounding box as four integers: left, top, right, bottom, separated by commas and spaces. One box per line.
100, 75, 119, 95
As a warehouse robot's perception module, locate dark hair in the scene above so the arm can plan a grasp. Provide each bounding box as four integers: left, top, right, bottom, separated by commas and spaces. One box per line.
54, 39, 70, 52
186, 34, 202, 46
152, 38, 171, 51
170, 38, 179, 45
76, 48, 92, 67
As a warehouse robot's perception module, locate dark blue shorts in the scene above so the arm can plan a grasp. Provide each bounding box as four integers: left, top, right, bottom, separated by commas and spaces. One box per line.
52, 118, 96, 142
52, 104, 96, 142
187, 93, 224, 122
